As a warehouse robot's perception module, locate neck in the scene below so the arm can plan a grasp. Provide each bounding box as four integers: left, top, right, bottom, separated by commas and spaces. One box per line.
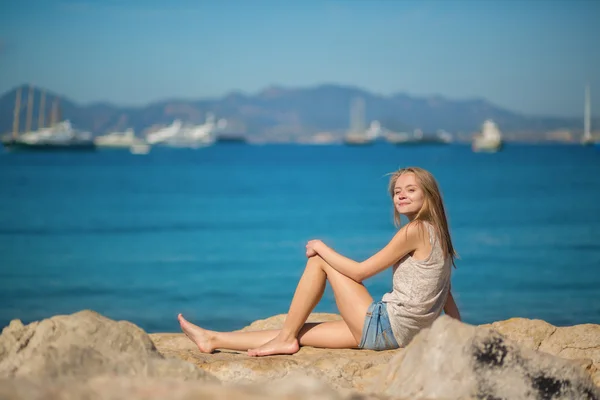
405, 213, 417, 222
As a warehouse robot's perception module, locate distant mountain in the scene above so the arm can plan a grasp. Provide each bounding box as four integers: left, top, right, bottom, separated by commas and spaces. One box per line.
0, 84, 589, 141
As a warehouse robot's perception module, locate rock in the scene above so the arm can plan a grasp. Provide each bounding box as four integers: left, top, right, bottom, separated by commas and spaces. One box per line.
0, 310, 216, 382
151, 335, 397, 392
480, 318, 557, 351
1, 310, 598, 400
0, 374, 391, 400
376, 315, 600, 400
482, 318, 600, 387
151, 313, 397, 392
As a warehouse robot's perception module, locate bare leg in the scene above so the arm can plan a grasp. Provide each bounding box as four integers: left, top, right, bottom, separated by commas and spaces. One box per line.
247, 256, 373, 356
179, 314, 357, 353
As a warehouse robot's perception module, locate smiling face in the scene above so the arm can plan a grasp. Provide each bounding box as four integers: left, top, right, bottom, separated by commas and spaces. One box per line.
392, 172, 426, 220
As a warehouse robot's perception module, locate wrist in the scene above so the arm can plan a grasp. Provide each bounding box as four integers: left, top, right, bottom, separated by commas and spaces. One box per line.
314, 241, 327, 254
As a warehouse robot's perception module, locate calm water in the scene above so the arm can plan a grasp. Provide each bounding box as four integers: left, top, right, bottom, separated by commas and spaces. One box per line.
1, 143, 599, 333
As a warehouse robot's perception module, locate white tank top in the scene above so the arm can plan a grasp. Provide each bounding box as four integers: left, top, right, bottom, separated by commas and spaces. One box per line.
381, 221, 451, 346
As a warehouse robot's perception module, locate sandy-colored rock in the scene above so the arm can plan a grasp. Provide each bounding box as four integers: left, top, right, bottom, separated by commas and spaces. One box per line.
151, 313, 397, 392
0, 310, 216, 382
482, 317, 600, 387
376, 315, 600, 400
153, 313, 600, 393
2, 310, 598, 400
0, 374, 391, 400
480, 318, 557, 350
151, 333, 398, 392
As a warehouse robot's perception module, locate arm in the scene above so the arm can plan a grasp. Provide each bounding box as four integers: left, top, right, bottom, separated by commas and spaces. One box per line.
443, 290, 461, 321
310, 222, 426, 282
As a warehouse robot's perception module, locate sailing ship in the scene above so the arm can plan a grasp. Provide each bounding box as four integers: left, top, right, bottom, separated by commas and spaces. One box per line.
1, 85, 95, 151
472, 120, 503, 153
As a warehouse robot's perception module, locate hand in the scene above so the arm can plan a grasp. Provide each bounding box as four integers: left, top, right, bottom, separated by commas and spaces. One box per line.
305, 239, 323, 258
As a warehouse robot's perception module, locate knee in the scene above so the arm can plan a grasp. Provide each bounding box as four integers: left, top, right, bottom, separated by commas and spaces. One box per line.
306, 255, 326, 271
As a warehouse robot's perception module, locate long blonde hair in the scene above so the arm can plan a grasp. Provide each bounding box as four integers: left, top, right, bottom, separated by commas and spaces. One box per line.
388, 167, 457, 267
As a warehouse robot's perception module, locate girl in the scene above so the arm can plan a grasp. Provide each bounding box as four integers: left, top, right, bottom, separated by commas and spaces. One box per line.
178, 166, 461, 356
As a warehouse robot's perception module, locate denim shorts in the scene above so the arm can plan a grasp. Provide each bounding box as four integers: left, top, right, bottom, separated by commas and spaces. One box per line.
358, 301, 400, 351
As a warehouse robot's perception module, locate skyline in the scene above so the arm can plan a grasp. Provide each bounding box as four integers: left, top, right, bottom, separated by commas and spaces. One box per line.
0, 0, 599, 118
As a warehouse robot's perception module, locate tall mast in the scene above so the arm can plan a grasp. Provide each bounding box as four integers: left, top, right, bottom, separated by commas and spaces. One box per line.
12, 87, 22, 138
50, 97, 58, 126
57, 98, 62, 122
584, 83, 591, 142
350, 97, 365, 134
25, 85, 34, 133
38, 89, 46, 129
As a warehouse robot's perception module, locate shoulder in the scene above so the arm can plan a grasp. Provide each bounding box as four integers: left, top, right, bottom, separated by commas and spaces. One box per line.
394, 220, 430, 246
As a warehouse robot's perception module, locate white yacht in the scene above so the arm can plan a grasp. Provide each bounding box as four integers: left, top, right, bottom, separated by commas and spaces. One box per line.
157, 113, 226, 149
145, 120, 183, 145
386, 128, 452, 145
94, 129, 145, 149
163, 113, 218, 148
472, 120, 503, 153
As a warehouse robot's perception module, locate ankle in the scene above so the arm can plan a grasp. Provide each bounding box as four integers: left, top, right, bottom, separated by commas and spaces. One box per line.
278, 330, 297, 342
207, 331, 218, 345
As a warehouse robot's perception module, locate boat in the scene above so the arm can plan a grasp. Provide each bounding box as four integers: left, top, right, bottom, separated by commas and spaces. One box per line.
149, 113, 225, 149
130, 142, 151, 155
343, 97, 375, 146
214, 118, 247, 143
216, 132, 247, 144
472, 120, 503, 153
386, 129, 452, 146
343, 133, 374, 146
94, 128, 146, 149
2, 85, 96, 152
163, 113, 219, 148
10, 120, 95, 151
145, 120, 183, 145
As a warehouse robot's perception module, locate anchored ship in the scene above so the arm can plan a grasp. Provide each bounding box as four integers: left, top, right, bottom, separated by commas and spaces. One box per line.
1, 85, 95, 152
472, 120, 503, 153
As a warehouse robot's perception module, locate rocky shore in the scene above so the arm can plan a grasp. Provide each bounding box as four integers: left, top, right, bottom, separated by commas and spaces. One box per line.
0, 310, 598, 399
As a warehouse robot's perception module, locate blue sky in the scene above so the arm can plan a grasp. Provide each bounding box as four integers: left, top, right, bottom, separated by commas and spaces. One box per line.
0, 0, 598, 117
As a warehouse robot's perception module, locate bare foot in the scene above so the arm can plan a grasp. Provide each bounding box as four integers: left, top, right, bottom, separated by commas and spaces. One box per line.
247, 334, 299, 357
178, 313, 216, 353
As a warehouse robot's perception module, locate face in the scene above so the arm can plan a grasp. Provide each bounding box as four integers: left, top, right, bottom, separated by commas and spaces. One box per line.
393, 172, 426, 217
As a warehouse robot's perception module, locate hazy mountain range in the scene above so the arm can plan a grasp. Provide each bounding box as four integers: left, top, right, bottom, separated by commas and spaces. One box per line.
0, 84, 590, 141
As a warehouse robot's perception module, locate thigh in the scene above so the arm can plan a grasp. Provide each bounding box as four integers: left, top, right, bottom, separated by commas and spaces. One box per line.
316, 258, 374, 342
298, 320, 359, 349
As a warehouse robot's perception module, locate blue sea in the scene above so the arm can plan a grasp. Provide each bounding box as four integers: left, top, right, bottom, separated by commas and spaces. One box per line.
1, 143, 599, 333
